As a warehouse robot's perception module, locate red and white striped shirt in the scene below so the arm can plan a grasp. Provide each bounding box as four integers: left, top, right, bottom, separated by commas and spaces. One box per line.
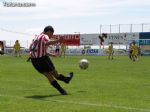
29, 33, 50, 58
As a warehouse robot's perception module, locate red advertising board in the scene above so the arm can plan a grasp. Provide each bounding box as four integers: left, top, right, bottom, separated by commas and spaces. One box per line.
53, 34, 80, 46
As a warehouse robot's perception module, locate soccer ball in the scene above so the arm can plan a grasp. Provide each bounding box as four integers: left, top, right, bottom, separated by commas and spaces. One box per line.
79, 59, 89, 70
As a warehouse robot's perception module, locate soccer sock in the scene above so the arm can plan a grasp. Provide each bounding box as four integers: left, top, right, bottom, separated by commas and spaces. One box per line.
27, 57, 31, 62
57, 73, 73, 84
129, 55, 132, 59
56, 74, 68, 83
51, 80, 67, 95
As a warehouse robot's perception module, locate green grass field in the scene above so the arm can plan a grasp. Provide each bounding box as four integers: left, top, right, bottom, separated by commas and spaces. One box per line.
0, 55, 150, 112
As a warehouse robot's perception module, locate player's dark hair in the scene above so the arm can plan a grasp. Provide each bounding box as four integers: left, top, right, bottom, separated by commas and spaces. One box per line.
44, 25, 54, 33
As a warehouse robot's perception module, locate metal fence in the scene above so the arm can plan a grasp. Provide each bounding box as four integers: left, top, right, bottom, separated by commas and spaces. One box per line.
5, 40, 31, 48
100, 23, 150, 34
2, 23, 150, 49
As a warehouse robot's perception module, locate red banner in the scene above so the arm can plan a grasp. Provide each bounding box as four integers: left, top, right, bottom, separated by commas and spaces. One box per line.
53, 34, 80, 46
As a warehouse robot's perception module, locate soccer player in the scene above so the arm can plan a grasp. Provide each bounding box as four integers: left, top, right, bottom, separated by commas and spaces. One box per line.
131, 41, 139, 61
29, 25, 73, 95
0, 41, 4, 55
60, 41, 67, 57
99, 35, 104, 49
55, 42, 60, 57
108, 42, 114, 60
129, 43, 133, 60
13, 40, 21, 57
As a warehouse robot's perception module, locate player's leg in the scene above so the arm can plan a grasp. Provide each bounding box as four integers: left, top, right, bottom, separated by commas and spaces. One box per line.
62, 49, 66, 57
55, 49, 60, 57
131, 51, 134, 61
45, 56, 74, 83
108, 52, 110, 59
61, 50, 63, 57
60, 50, 64, 57
63, 50, 66, 57
133, 51, 137, 61
129, 50, 132, 60
111, 51, 114, 60
58, 49, 60, 57
108, 55, 110, 59
15, 50, 18, 57
16, 49, 19, 57
43, 72, 67, 95
129, 53, 132, 60
132, 54, 136, 61
14, 50, 16, 56
135, 51, 138, 60
130, 55, 133, 61
18, 50, 21, 57
50, 70, 73, 84
111, 53, 113, 60
27, 57, 31, 62
31, 56, 67, 95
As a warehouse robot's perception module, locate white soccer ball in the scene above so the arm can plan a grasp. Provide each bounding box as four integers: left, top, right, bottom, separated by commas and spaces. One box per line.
79, 59, 89, 70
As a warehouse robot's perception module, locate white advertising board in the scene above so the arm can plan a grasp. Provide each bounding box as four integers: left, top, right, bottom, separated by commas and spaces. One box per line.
80, 34, 100, 45
101, 33, 139, 45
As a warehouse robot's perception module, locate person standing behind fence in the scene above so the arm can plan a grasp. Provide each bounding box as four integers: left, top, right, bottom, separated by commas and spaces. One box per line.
13, 40, 21, 57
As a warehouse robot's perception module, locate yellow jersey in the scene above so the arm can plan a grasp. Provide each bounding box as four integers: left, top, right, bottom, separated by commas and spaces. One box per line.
14, 42, 20, 51
61, 43, 66, 51
131, 44, 138, 56
108, 44, 113, 54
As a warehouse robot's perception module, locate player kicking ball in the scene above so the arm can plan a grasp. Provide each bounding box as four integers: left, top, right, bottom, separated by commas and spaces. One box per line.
29, 25, 73, 95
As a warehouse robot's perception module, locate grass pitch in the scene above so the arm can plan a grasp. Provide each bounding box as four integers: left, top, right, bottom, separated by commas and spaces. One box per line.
0, 55, 150, 112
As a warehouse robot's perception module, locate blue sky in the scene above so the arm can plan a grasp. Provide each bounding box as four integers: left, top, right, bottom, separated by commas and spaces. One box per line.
0, 0, 150, 42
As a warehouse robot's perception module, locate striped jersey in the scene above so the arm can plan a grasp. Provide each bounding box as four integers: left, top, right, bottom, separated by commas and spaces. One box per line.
29, 33, 50, 58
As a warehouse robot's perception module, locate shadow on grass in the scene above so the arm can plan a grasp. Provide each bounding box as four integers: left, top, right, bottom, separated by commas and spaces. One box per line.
25, 94, 61, 100
77, 90, 87, 93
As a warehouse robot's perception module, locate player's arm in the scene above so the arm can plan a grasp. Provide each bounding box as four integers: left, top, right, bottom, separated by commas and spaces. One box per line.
47, 52, 57, 57
46, 38, 63, 46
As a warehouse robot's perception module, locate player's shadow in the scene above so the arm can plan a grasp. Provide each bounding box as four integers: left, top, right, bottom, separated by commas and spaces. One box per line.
76, 90, 87, 93
25, 94, 61, 100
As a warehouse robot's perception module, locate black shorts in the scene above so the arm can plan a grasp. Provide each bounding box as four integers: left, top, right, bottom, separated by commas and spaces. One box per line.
31, 56, 55, 74
55, 49, 60, 52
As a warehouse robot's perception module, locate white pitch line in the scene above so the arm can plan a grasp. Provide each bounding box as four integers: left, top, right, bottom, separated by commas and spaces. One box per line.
0, 94, 150, 112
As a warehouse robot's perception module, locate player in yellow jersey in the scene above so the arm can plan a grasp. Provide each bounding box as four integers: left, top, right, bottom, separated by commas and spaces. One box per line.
13, 40, 21, 57
131, 41, 139, 61
108, 42, 114, 60
60, 41, 67, 57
